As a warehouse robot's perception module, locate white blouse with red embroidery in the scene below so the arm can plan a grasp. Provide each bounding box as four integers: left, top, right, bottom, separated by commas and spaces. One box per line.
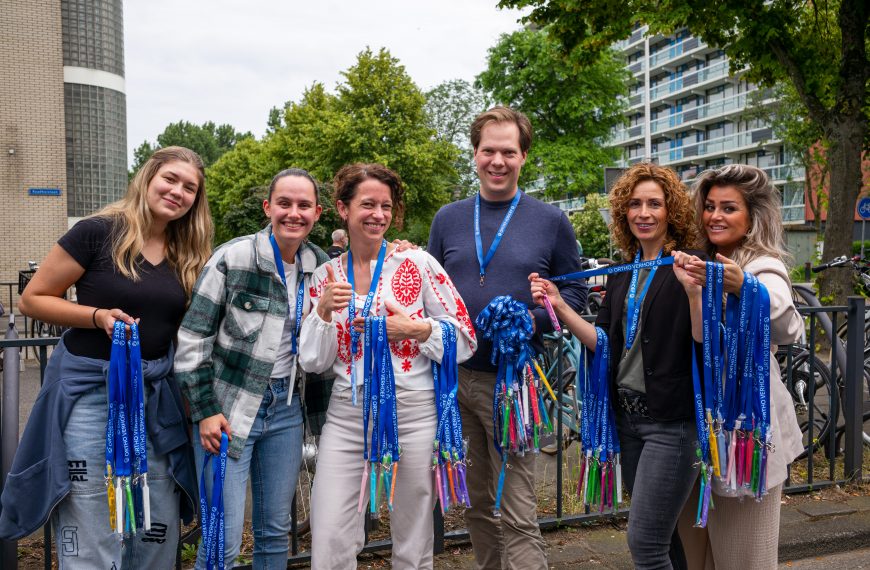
299, 248, 477, 391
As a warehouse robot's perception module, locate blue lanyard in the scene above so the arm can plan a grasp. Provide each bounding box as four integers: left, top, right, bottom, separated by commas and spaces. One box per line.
550, 255, 674, 282
474, 191, 522, 286
269, 234, 306, 355
624, 250, 662, 350
199, 432, 228, 570
348, 240, 388, 405
106, 321, 149, 535
128, 324, 147, 476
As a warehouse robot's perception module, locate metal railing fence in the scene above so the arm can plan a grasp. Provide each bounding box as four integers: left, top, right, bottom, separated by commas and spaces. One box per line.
0, 298, 866, 569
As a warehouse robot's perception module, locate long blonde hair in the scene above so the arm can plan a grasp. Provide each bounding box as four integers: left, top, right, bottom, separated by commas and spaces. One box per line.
93, 146, 213, 297
692, 164, 790, 268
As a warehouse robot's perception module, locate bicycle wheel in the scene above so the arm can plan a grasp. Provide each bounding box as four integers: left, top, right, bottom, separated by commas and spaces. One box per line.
779, 345, 836, 459
541, 339, 582, 455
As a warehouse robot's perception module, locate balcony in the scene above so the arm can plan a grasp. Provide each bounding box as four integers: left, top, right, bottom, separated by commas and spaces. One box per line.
681, 163, 806, 187
649, 90, 752, 135
648, 60, 731, 102
614, 26, 649, 52
782, 182, 805, 223
549, 196, 587, 215
651, 127, 775, 165
610, 123, 646, 145
648, 36, 705, 67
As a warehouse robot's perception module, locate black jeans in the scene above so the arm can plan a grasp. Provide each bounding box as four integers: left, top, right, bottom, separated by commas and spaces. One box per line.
618, 410, 698, 570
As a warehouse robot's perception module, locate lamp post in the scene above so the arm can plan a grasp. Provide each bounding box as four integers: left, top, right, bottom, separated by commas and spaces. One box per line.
598, 207, 614, 260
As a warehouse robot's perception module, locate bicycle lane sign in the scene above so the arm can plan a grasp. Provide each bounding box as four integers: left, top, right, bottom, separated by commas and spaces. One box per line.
858, 197, 870, 220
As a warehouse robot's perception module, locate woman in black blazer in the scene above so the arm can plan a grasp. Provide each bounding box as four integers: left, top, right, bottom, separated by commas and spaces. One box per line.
531, 163, 700, 570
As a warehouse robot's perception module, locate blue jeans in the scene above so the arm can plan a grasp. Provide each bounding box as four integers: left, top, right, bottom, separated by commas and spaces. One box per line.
193, 378, 303, 570
618, 411, 698, 570
55, 383, 181, 569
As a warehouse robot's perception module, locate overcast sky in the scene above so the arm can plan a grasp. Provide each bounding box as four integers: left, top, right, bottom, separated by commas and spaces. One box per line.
123, 1, 527, 162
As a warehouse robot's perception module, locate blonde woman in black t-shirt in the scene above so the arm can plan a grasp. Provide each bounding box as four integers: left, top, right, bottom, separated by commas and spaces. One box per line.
1, 147, 212, 567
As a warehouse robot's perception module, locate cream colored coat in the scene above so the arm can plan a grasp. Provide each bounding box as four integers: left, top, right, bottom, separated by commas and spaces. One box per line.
744, 255, 804, 487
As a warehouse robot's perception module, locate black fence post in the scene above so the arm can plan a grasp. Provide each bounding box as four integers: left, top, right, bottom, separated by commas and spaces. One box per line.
433, 505, 445, 555
843, 296, 865, 481
1, 317, 21, 570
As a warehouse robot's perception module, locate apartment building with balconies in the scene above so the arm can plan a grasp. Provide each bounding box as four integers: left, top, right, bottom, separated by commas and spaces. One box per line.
610, 26, 808, 236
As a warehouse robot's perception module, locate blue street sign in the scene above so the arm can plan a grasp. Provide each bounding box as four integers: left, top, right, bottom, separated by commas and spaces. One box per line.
858, 197, 870, 220
28, 188, 61, 196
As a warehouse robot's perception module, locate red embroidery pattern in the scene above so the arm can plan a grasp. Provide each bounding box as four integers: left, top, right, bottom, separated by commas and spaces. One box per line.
391, 259, 422, 307
336, 321, 362, 365
390, 338, 420, 372
425, 267, 477, 341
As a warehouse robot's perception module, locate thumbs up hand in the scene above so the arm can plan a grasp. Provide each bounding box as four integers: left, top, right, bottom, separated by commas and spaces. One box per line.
316, 264, 353, 322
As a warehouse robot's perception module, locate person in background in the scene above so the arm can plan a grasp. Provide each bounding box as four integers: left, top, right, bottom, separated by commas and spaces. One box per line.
428, 106, 587, 569
0, 146, 211, 568
327, 228, 348, 258
175, 168, 329, 569
676, 164, 803, 570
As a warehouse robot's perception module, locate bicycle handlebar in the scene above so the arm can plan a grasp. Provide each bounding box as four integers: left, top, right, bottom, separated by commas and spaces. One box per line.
812, 255, 850, 273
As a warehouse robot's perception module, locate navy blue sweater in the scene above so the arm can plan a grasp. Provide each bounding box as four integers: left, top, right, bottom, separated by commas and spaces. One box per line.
428, 192, 587, 372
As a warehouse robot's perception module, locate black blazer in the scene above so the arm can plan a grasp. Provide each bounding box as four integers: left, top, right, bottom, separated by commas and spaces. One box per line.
594, 253, 704, 422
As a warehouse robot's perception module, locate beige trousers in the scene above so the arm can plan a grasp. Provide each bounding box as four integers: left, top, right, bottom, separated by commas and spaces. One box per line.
678, 481, 783, 570
459, 367, 548, 570
310, 386, 437, 570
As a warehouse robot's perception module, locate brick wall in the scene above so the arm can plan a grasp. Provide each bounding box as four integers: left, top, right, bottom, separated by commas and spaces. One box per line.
0, 1, 69, 305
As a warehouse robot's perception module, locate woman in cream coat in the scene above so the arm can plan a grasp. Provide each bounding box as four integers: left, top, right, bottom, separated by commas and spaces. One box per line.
675, 164, 803, 569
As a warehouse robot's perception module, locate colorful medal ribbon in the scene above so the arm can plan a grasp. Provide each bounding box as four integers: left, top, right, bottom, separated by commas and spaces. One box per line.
358, 315, 400, 518
105, 321, 149, 535
575, 327, 622, 513
693, 264, 772, 528
269, 233, 305, 355
199, 432, 228, 570
475, 295, 556, 517
474, 190, 521, 286
347, 240, 387, 405
431, 321, 470, 512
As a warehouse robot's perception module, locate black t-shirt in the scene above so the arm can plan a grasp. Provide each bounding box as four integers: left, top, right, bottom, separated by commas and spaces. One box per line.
326, 245, 344, 259
58, 217, 188, 360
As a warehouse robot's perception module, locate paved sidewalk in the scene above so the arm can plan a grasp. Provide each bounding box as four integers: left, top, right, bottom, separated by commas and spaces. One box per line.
419, 487, 870, 569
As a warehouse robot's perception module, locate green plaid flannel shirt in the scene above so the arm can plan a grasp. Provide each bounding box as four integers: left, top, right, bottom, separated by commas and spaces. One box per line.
175, 225, 330, 458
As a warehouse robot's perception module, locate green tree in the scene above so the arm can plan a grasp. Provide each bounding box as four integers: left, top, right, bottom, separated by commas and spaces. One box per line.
500, 0, 869, 304
476, 27, 628, 198
130, 120, 253, 176
425, 79, 489, 198
207, 48, 457, 246
747, 84, 829, 235
570, 193, 610, 259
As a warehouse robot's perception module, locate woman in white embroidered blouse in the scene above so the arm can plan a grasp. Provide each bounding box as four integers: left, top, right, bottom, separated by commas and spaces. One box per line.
299, 163, 476, 569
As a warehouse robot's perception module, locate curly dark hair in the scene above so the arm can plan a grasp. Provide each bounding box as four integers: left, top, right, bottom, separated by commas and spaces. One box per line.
609, 163, 697, 260
333, 163, 405, 231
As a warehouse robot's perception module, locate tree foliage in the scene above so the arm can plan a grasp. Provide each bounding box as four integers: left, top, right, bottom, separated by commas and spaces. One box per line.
570, 193, 611, 259
500, 0, 868, 303
207, 48, 458, 246
130, 121, 253, 175
425, 79, 489, 198
476, 27, 628, 198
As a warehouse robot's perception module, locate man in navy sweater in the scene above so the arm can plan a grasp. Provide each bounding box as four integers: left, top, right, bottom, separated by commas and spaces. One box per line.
428, 106, 587, 569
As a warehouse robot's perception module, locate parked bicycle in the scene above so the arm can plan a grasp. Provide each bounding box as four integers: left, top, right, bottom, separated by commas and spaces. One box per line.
811, 254, 870, 344
18, 261, 66, 339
